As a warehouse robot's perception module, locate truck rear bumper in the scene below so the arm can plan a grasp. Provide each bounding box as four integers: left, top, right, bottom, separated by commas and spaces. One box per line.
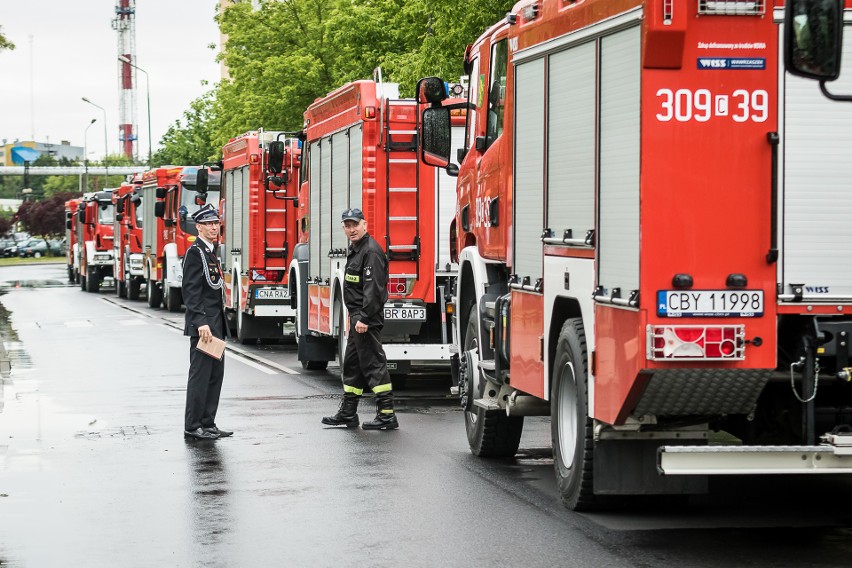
253, 304, 296, 318
659, 437, 852, 475
384, 343, 452, 363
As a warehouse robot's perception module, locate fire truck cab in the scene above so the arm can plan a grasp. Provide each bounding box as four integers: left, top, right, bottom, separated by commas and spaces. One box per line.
64, 197, 82, 284
113, 174, 145, 300
418, 0, 852, 510
141, 166, 222, 311
78, 190, 115, 293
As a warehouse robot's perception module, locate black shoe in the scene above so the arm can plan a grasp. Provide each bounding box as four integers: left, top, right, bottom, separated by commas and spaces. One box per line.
321, 411, 360, 427
204, 426, 233, 437
184, 427, 219, 439
361, 413, 399, 430
322, 394, 360, 427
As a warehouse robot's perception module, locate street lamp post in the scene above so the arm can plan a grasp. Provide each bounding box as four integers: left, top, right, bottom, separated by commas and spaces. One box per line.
118, 55, 152, 167
83, 118, 97, 192
82, 97, 109, 186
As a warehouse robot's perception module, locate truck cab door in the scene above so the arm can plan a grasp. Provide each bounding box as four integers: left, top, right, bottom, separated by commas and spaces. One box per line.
473, 37, 509, 262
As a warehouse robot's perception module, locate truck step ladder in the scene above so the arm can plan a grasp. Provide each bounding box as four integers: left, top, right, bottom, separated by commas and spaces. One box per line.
384, 99, 421, 274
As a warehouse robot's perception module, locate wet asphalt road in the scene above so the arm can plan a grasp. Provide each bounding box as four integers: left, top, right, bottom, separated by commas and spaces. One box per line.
1, 263, 852, 567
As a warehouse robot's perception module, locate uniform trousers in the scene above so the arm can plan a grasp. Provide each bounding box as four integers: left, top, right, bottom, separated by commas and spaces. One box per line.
185, 336, 225, 431
341, 317, 392, 394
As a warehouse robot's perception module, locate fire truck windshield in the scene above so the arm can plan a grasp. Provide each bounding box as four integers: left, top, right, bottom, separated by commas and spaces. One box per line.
179, 188, 221, 235
97, 204, 114, 226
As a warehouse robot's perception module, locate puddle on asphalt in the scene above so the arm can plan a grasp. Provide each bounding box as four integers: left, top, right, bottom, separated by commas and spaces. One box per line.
0, 279, 75, 292
0, 302, 32, 372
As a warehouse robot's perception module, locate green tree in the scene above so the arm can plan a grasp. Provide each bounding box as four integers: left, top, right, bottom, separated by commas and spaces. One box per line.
0, 26, 14, 52
156, 0, 513, 162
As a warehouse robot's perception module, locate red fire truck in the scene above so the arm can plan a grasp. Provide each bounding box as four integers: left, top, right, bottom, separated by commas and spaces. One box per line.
290, 77, 463, 373
417, 0, 852, 509
220, 131, 300, 343
77, 190, 116, 293
64, 197, 82, 284
140, 166, 222, 311
112, 174, 145, 300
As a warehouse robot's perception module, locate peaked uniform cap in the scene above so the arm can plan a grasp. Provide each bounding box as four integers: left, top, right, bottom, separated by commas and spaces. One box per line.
341, 208, 364, 222
192, 203, 220, 224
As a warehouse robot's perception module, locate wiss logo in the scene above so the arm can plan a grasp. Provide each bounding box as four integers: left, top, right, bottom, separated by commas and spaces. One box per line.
805, 286, 830, 294
698, 58, 728, 69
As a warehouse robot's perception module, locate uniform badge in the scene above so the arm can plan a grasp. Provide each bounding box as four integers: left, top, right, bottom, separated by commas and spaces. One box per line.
365, 266, 372, 279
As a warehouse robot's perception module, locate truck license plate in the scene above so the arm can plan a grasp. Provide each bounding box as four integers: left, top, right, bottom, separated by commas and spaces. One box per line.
255, 288, 288, 300
657, 290, 764, 317
384, 306, 426, 320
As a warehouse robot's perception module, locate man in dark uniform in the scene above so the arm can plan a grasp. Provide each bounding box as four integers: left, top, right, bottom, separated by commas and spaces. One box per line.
183, 203, 232, 440
322, 208, 399, 430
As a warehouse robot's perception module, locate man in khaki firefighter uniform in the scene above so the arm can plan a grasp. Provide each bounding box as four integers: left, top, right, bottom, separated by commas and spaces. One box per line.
322, 208, 398, 430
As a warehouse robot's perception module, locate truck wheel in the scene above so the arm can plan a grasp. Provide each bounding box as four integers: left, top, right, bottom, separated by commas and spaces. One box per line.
551, 317, 596, 511
463, 305, 523, 457
116, 273, 127, 298
164, 278, 182, 312
85, 266, 100, 293
147, 278, 163, 308
236, 303, 256, 345
128, 275, 141, 300
67, 265, 75, 283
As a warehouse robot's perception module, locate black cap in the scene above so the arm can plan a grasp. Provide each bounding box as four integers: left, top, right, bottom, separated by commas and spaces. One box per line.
341, 208, 364, 222
191, 203, 220, 224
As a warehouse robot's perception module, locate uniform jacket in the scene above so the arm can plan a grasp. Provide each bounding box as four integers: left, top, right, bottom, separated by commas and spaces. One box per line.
182, 239, 227, 338
343, 232, 388, 327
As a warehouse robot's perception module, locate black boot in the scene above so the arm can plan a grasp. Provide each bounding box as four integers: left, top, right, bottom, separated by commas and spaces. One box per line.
322, 393, 360, 427
362, 392, 399, 430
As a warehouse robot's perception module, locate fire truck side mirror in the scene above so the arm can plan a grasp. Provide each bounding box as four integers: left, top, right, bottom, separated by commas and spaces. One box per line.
78, 209, 86, 222
421, 107, 452, 169
784, 0, 843, 82
416, 77, 448, 105
154, 202, 165, 218
116, 213, 124, 222
267, 141, 285, 174
156, 186, 167, 199
196, 169, 209, 193
66, 220, 72, 230
116, 200, 124, 214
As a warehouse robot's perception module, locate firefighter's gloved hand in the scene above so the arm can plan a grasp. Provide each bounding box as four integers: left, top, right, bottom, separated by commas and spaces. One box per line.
355, 321, 368, 334
198, 324, 213, 342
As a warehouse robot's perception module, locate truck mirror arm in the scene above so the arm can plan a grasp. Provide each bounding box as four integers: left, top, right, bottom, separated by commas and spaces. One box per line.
819, 80, 852, 102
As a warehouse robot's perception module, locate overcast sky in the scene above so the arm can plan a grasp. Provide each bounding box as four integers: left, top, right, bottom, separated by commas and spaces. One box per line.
0, 0, 221, 161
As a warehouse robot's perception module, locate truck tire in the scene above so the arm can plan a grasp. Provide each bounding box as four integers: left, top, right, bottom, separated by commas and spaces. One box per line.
79, 272, 86, 291
128, 275, 141, 300
116, 272, 127, 298
551, 317, 596, 511
164, 278, 182, 312
463, 305, 523, 458
147, 278, 163, 308
67, 265, 75, 283
85, 266, 100, 293
236, 303, 256, 345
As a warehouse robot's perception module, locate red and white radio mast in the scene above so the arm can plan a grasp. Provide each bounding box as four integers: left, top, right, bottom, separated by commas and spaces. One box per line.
113, 0, 137, 160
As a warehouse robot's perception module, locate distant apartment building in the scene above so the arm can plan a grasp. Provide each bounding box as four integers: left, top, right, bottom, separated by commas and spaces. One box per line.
0, 139, 84, 166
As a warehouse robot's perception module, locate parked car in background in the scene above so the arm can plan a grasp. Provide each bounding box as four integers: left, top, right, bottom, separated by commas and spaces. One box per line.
18, 238, 49, 258
0, 238, 17, 257
55, 237, 67, 256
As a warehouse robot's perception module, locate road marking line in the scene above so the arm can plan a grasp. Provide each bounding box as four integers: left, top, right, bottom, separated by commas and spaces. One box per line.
226, 352, 277, 374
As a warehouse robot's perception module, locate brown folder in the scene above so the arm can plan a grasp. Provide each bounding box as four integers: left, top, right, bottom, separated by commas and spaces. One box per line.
195, 336, 226, 360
